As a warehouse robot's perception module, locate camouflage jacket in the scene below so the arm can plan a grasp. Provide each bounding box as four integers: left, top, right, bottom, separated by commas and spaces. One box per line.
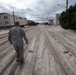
8, 27, 28, 47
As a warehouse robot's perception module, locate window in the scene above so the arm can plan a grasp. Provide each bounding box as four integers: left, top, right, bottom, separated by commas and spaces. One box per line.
4, 16, 8, 19
5, 21, 9, 24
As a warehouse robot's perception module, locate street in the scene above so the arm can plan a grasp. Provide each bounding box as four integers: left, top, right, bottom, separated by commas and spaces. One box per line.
0, 25, 76, 75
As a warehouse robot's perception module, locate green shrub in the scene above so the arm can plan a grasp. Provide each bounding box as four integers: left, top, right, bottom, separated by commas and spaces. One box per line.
59, 4, 76, 30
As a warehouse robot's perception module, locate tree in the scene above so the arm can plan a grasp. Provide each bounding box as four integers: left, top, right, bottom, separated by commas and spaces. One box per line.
59, 4, 76, 30
27, 20, 39, 26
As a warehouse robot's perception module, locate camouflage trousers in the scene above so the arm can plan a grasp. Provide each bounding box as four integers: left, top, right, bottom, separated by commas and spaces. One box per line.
14, 45, 24, 62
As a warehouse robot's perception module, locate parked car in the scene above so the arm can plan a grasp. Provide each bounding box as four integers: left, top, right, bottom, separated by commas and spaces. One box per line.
24, 24, 29, 27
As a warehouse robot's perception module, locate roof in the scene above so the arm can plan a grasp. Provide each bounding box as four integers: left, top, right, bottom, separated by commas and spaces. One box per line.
0, 13, 10, 15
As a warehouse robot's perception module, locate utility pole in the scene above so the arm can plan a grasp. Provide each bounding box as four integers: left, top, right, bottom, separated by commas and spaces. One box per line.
66, 0, 68, 10
13, 11, 15, 25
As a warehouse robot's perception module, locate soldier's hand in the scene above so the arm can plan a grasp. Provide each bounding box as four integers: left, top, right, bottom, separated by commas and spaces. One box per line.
10, 41, 12, 44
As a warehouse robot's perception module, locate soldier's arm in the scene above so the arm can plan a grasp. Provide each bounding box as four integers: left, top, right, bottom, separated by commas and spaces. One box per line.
8, 30, 12, 44
22, 29, 28, 44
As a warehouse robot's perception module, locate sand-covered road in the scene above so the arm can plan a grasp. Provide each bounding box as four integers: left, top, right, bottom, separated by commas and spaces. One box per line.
0, 25, 76, 75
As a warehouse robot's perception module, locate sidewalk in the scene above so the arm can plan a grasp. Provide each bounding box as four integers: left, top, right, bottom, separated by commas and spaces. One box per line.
0, 30, 9, 35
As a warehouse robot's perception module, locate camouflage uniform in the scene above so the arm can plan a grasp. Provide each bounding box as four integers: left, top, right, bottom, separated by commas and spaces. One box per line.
8, 27, 28, 63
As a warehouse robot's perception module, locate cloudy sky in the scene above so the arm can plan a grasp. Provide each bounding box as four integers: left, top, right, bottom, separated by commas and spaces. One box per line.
0, 0, 76, 22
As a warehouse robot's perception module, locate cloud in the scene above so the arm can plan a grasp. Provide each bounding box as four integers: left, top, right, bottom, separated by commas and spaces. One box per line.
0, 0, 76, 22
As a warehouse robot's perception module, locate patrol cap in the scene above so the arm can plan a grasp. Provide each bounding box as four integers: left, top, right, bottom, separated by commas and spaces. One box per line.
15, 21, 20, 26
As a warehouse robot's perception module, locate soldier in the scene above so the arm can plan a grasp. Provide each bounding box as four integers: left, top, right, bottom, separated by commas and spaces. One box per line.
8, 21, 28, 64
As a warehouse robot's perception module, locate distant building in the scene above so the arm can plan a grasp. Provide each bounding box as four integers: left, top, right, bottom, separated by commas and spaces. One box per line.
48, 19, 54, 25
18, 17, 27, 26
0, 13, 27, 27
